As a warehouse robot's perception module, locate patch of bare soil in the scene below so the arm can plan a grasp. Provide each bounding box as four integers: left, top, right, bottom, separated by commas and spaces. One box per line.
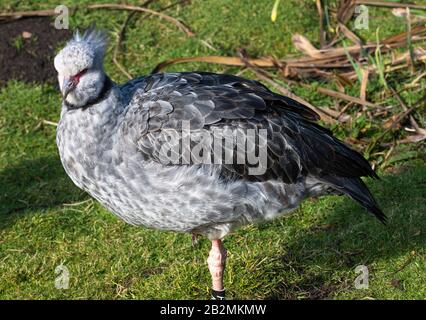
0, 17, 71, 87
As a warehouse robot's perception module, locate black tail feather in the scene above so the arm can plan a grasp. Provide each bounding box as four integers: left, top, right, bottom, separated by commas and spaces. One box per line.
320, 175, 387, 224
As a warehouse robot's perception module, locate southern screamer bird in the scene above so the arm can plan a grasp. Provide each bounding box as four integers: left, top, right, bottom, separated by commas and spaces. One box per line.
54, 28, 385, 299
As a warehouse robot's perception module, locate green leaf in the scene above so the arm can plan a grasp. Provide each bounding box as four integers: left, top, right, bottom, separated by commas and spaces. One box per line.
271, 0, 281, 22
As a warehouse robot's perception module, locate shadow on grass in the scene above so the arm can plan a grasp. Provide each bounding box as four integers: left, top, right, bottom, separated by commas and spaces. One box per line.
0, 155, 87, 230
264, 163, 426, 299
0, 155, 425, 299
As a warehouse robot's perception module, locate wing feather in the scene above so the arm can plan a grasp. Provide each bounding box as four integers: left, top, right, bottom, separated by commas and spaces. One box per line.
119, 72, 377, 184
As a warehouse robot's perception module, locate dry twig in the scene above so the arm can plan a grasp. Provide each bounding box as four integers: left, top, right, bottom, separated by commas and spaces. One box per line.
316, 0, 327, 48
367, 93, 426, 153
390, 86, 426, 135
88, 3, 194, 37
0, 9, 57, 21
113, 12, 136, 80
355, 0, 426, 11
237, 50, 336, 124
152, 55, 274, 74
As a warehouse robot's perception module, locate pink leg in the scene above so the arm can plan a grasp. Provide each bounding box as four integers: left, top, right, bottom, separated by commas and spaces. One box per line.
207, 239, 227, 299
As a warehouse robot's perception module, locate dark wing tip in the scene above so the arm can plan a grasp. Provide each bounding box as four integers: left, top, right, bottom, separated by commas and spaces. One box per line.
371, 171, 380, 179
368, 205, 387, 225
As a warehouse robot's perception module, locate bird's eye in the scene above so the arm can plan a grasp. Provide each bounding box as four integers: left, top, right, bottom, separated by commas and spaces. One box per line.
77, 68, 88, 77
71, 68, 88, 82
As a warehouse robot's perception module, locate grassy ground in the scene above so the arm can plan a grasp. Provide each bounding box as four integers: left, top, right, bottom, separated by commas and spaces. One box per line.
0, 0, 425, 299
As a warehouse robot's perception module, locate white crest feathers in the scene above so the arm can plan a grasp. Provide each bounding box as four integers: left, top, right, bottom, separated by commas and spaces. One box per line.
71, 25, 108, 58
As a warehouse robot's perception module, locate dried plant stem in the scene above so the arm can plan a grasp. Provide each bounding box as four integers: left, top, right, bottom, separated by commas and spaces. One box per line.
390, 86, 426, 135
88, 3, 194, 37
360, 69, 369, 102
316, 0, 327, 48
152, 56, 274, 74
0, 9, 57, 20
237, 51, 336, 124
367, 93, 426, 154
355, 1, 426, 11
111, 0, 191, 79
42, 120, 58, 127
112, 12, 135, 80
316, 87, 375, 107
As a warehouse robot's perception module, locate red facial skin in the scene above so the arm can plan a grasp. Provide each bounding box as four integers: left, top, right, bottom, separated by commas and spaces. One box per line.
70, 68, 88, 85
62, 68, 88, 100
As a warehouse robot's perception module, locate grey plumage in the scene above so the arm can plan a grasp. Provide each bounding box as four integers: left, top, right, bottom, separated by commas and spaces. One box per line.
55, 29, 385, 242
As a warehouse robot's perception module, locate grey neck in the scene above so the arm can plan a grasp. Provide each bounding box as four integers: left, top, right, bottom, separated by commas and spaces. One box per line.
64, 76, 113, 111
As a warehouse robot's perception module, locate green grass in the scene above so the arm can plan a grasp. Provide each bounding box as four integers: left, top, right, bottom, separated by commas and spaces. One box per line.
11, 34, 24, 52
0, 0, 425, 299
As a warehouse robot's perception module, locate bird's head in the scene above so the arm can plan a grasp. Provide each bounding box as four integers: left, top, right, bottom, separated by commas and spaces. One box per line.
54, 27, 108, 107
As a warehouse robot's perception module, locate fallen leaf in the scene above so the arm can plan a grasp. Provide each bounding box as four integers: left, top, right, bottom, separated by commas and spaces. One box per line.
392, 8, 406, 17
22, 31, 32, 39
292, 34, 322, 58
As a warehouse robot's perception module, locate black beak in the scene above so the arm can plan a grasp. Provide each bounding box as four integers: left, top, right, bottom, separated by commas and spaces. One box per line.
62, 78, 78, 101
